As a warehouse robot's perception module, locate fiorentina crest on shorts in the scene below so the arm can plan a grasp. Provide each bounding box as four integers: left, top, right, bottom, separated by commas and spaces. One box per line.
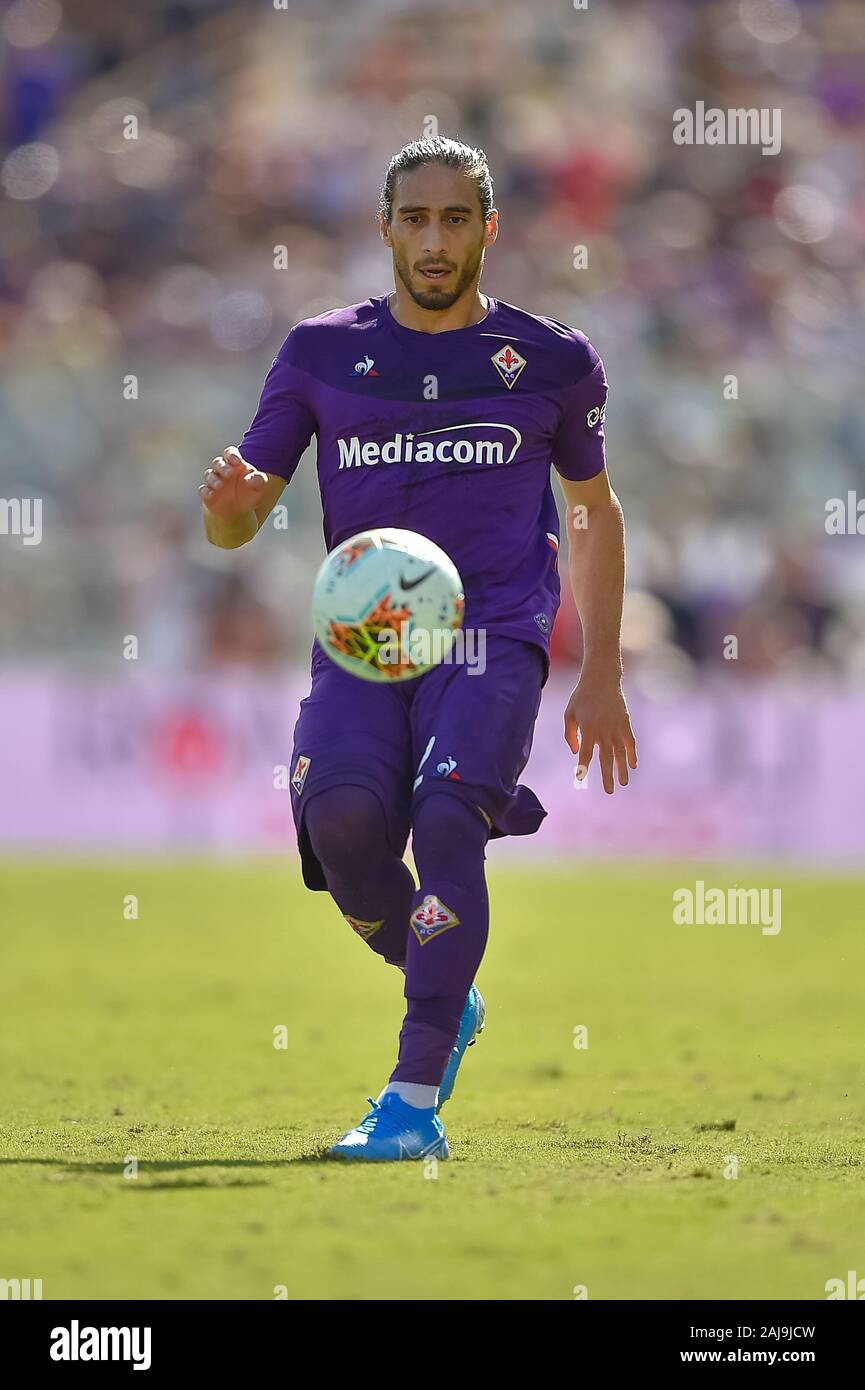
410, 894, 460, 945
344, 914, 383, 940
291, 754, 311, 794
491, 343, 527, 389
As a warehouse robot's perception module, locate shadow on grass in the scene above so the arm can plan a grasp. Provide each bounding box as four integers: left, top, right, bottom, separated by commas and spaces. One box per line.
0, 1152, 335, 1175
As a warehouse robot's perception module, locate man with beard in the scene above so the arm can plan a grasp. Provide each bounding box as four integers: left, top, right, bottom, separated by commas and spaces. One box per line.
199, 137, 637, 1160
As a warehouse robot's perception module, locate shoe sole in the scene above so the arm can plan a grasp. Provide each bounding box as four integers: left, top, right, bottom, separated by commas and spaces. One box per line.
328, 1136, 449, 1163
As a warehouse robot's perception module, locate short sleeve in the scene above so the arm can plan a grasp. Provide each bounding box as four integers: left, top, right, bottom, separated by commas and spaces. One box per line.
239, 331, 316, 482
551, 344, 608, 483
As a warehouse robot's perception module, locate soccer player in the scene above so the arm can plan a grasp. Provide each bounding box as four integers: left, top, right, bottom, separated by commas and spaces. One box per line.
199, 137, 637, 1161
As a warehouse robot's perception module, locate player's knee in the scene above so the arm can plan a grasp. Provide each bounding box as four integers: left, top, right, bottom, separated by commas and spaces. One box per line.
412, 793, 488, 874
303, 785, 389, 874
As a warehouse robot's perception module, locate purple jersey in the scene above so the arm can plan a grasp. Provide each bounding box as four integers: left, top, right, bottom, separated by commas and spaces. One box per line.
240, 294, 608, 666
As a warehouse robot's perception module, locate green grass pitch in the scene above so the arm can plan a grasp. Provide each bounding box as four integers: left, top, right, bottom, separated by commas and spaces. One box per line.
0, 860, 862, 1301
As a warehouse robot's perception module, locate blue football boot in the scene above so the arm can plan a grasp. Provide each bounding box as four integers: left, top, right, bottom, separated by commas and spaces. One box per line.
328, 1092, 449, 1162
437, 983, 486, 1112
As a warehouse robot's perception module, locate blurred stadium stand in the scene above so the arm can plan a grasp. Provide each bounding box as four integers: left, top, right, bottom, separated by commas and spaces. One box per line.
2, 0, 865, 856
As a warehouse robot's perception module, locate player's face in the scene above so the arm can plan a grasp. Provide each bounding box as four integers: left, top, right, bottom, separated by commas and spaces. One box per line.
381, 164, 497, 311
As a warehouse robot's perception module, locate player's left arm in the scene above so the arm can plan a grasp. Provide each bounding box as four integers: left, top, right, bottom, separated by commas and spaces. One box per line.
557, 468, 637, 794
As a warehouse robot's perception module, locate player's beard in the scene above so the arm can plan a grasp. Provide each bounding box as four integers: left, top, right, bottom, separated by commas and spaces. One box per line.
394, 240, 485, 312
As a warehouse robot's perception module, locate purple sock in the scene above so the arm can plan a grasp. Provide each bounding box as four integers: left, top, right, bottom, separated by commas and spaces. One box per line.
303, 786, 414, 966
390, 795, 489, 1086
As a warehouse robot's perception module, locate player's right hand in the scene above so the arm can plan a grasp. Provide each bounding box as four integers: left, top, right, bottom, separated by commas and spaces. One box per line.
199, 446, 269, 520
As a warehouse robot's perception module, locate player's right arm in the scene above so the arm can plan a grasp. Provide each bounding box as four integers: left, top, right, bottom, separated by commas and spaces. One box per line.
200, 446, 287, 549
201, 328, 316, 547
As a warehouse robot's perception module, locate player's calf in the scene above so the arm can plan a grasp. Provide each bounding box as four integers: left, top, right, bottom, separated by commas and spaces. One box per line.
388, 793, 490, 1090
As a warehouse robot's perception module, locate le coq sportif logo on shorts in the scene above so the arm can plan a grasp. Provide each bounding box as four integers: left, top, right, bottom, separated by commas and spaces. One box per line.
336, 423, 522, 469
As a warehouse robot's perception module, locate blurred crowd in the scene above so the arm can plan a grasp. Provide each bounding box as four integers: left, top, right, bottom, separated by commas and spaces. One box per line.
2, 0, 865, 685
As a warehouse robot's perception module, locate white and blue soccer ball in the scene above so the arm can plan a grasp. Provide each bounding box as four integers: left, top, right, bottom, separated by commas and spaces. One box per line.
311, 527, 465, 683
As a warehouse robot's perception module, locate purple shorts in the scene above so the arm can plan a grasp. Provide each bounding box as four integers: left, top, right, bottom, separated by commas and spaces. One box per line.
288, 635, 548, 890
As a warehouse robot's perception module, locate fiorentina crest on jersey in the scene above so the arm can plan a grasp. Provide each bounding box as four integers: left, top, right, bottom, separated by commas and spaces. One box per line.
410, 894, 460, 945
491, 343, 527, 389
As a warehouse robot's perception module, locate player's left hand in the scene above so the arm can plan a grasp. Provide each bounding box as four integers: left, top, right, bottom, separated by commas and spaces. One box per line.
564, 671, 637, 794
